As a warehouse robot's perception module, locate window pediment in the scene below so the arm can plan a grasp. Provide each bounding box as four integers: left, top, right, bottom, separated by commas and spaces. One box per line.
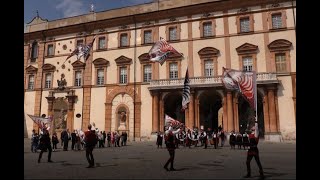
138, 53, 151, 64
26, 65, 38, 74
115, 55, 132, 65
42, 63, 56, 72
268, 39, 292, 52
71, 60, 86, 69
93, 58, 109, 68
166, 52, 184, 61
236, 43, 258, 55
198, 47, 220, 58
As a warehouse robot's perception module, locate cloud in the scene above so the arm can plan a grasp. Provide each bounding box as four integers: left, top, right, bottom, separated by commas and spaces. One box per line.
55, 0, 87, 18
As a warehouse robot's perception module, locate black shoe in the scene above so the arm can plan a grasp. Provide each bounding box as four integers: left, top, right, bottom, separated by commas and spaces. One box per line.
259, 171, 264, 178
86, 165, 93, 168
48, 160, 53, 163
38, 159, 40, 163
163, 166, 169, 171
169, 168, 176, 171
244, 174, 251, 178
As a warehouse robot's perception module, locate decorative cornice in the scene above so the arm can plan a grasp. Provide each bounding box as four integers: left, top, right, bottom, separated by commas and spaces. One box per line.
71, 60, 86, 69
268, 39, 292, 52
42, 63, 56, 72
25, 65, 38, 74
92, 58, 109, 68
138, 53, 150, 64
236, 43, 258, 55
115, 55, 132, 65
198, 47, 220, 58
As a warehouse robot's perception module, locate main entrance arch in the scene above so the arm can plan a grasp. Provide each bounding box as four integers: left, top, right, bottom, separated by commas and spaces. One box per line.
164, 92, 184, 124
198, 90, 222, 131
238, 92, 265, 137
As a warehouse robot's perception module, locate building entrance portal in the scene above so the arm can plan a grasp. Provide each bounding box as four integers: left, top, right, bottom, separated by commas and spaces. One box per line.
164, 92, 185, 126
199, 91, 222, 131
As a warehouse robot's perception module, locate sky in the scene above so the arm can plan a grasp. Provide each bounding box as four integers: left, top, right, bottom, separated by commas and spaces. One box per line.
24, 0, 154, 31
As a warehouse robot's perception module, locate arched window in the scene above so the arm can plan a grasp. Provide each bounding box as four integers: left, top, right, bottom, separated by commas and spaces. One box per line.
31, 41, 38, 61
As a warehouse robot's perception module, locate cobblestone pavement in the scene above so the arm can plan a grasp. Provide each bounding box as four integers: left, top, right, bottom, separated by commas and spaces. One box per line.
24, 139, 296, 179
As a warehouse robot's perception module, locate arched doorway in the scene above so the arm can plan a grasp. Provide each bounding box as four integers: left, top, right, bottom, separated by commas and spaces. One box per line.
238, 93, 265, 137
164, 92, 184, 124
199, 91, 222, 131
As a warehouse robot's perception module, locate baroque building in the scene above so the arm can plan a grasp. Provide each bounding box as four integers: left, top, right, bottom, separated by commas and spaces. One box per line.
24, 0, 296, 141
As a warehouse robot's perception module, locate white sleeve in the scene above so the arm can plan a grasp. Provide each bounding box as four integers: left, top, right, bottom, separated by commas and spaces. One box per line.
255, 122, 259, 138
173, 129, 181, 135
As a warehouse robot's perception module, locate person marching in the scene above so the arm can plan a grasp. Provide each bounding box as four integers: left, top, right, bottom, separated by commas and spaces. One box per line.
84, 124, 98, 168
200, 129, 208, 149
156, 131, 163, 148
38, 128, 53, 163
244, 119, 264, 178
164, 126, 181, 171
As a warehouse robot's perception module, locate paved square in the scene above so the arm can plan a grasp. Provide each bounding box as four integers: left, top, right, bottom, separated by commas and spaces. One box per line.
24, 139, 296, 179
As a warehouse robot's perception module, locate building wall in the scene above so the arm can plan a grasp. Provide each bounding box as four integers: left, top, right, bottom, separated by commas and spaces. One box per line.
73, 89, 83, 130
277, 76, 295, 140
140, 85, 153, 139
90, 87, 106, 131
24, 91, 36, 138
40, 91, 49, 116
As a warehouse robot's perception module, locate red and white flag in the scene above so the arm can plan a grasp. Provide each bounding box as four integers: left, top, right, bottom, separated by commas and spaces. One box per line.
221, 67, 257, 109
27, 114, 53, 130
165, 114, 183, 129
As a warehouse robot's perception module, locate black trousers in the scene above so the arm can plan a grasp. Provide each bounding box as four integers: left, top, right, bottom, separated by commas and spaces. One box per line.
38, 145, 52, 161
63, 140, 69, 150
85, 147, 95, 166
164, 149, 175, 169
71, 140, 76, 150
246, 149, 263, 175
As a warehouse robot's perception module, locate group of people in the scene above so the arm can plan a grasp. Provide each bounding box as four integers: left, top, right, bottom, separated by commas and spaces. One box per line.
30, 125, 129, 168
156, 126, 226, 149
161, 121, 264, 178
31, 121, 264, 178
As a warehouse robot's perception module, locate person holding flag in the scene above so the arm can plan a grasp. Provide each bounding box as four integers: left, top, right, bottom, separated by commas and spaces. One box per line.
164, 125, 182, 171
38, 128, 53, 163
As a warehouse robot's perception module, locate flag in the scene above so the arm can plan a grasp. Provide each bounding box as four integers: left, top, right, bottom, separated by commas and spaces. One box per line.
221, 67, 256, 109
165, 114, 183, 129
66, 36, 96, 62
27, 114, 53, 130
148, 37, 183, 65
181, 68, 190, 111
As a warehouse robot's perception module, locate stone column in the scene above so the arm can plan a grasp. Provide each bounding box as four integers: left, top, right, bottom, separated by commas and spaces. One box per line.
263, 90, 270, 133
233, 95, 239, 132
227, 91, 234, 132
159, 94, 164, 132
66, 90, 77, 132
195, 96, 200, 128
152, 91, 159, 133
267, 86, 277, 132
188, 91, 195, 128
46, 91, 55, 135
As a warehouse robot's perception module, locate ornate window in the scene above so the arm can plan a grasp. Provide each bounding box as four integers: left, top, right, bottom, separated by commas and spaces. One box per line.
115, 55, 132, 84
169, 63, 178, 79
25, 65, 38, 90
200, 19, 216, 38
204, 60, 214, 77
236, 43, 258, 72
268, 11, 287, 30
98, 37, 106, 50
30, 41, 38, 62
75, 71, 82, 87
120, 33, 128, 47
242, 56, 253, 72
198, 47, 220, 76
236, 14, 254, 33
47, 44, 54, 56
72, 60, 85, 87
42, 63, 55, 89
93, 58, 109, 86
143, 65, 152, 82
76, 39, 84, 46
28, 75, 35, 90
166, 24, 181, 41
138, 53, 154, 83
143, 30, 152, 44
45, 73, 52, 89
268, 39, 292, 73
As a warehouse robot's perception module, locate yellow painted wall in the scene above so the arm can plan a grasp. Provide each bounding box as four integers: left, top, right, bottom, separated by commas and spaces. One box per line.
24, 91, 36, 138
140, 85, 153, 138
90, 87, 106, 131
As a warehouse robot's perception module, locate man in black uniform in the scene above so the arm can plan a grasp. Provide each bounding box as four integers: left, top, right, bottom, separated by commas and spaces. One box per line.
244, 120, 264, 178
164, 126, 181, 171
38, 128, 53, 163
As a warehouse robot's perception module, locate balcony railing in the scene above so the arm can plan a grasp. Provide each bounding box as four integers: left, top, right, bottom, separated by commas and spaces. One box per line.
148, 72, 278, 90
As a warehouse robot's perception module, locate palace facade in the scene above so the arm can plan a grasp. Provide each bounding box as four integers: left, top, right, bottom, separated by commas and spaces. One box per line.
24, 0, 296, 141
